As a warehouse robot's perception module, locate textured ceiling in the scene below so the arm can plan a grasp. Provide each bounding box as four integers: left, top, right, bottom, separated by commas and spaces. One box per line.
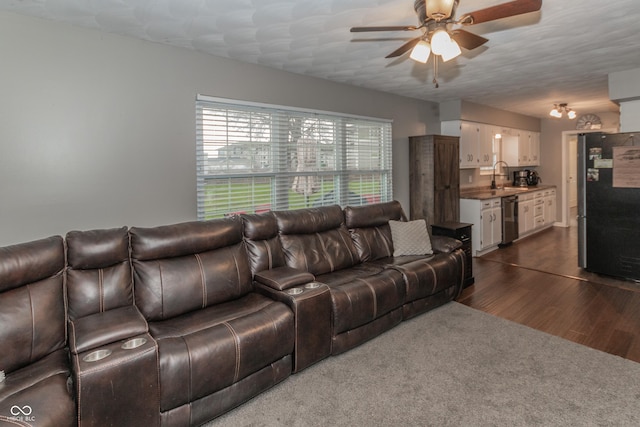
1, 0, 639, 119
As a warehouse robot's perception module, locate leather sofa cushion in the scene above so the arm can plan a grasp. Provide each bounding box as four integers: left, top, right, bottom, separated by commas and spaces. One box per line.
0, 237, 66, 374
279, 226, 359, 276
431, 235, 463, 253
348, 225, 394, 263
131, 218, 254, 321
134, 242, 253, 321
0, 235, 64, 293
0, 349, 75, 427
344, 201, 405, 262
66, 226, 129, 269
242, 213, 286, 275
148, 293, 294, 412
66, 226, 134, 320
317, 267, 406, 334
275, 206, 359, 276
254, 266, 315, 290
68, 305, 149, 354
391, 251, 465, 302
274, 205, 344, 235
130, 217, 243, 261
66, 262, 133, 320
344, 200, 405, 229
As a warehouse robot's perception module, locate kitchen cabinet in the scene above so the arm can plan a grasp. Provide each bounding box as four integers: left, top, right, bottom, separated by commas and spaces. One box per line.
460, 198, 502, 256
409, 135, 460, 227
533, 191, 545, 229
441, 121, 493, 168
458, 121, 478, 168
529, 132, 540, 165
517, 188, 557, 238
517, 192, 535, 235
543, 188, 556, 226
502, 131, 540, 167
479, 125, 496, 167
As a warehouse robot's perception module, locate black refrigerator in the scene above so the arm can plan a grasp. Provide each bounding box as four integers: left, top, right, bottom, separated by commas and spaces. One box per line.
577, 132, 640, 281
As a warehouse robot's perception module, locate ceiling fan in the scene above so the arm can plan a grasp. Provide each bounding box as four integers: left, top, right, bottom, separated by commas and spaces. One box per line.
351, 0, 542, 87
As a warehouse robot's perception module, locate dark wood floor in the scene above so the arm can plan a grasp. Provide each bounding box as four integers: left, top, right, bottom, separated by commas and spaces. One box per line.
457, 225, 640, 363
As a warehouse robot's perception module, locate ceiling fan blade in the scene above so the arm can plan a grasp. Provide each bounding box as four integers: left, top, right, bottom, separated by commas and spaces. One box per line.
451, 29, 489, 50
458, 0, 542, 25
385, 37, 422, 58
351, 25, 418, 32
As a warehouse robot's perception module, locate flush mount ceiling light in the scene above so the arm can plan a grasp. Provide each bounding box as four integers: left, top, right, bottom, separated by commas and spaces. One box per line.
550, 103, 577, 119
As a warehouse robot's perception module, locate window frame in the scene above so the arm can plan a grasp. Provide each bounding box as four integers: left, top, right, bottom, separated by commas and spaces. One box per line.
196, 95, 393, 220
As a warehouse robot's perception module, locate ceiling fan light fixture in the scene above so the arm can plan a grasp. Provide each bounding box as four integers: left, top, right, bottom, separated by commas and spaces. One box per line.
440, 39, 461, 62
426, 0, 456, 21
430, 28, 452, 55
410, 40, 431, 63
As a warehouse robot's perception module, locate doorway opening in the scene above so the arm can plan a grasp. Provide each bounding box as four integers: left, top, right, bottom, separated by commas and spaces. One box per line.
560, 128, 617, 228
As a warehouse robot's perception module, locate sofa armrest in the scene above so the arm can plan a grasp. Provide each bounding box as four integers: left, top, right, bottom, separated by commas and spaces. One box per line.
69, 306, 149, 354
254, 266, 315, 290
431, 235, 463, 254
256, 282, 332, 373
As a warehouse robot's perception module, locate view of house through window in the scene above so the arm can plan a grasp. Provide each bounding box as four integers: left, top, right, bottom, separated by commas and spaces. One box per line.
196, 96, 393, 220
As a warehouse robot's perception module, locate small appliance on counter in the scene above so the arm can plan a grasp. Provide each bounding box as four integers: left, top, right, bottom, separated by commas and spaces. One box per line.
513, 170, 541, 186
513, 170, 528, 187
526, 170, 540, 186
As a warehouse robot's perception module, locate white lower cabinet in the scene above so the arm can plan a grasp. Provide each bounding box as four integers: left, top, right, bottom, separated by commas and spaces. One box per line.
461, 198, 502, 256
544, 189, 557, 226
517, 188, 556, 238
461, 187, 557, 253
533, 191, 545, 229
517, 193, 534, 235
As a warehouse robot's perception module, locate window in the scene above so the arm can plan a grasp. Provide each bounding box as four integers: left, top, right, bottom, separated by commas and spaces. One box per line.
196, 95, 393, 220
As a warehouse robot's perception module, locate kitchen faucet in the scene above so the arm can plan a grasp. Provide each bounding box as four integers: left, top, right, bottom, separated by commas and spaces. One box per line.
491, 161, 510, 189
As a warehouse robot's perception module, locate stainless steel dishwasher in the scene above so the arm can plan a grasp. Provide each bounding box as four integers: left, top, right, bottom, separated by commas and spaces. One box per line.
500, 195, 519, 246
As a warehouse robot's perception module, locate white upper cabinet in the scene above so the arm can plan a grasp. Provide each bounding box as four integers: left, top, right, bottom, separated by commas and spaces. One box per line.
460, 121, 479, 168
442, 121, 494, 169
501, 130, 540, 167
442, 120, 538, 169
477, 124, 495, 168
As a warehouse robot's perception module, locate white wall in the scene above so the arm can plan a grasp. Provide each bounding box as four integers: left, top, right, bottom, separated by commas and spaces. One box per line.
0, 11, 440, 246
609, 67, 640, 132
619, 100, 640, 132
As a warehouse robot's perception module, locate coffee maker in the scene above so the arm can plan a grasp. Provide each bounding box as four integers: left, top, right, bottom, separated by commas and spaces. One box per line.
513, 170, 528, 187
526, 170, 540, 186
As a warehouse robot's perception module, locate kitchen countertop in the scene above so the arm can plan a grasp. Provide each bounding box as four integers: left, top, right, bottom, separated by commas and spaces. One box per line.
460, 185, 556, 200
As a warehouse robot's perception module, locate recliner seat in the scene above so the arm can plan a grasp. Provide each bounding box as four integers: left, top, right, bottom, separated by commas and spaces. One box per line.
129, 217, 295, 426
0, 236, 76, 427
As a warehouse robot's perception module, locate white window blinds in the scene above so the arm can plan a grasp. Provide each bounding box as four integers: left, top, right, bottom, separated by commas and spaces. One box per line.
196, 96, 392, 220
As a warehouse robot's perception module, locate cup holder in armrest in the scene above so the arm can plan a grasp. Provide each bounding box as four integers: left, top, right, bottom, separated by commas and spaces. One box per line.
286, 287, 304, 295
304, 282, 321, 289
83, 349, 112, 362
121, 337, 147, 350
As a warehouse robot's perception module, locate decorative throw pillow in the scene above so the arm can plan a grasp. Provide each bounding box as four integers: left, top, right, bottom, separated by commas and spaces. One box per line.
389, 219, 433, 256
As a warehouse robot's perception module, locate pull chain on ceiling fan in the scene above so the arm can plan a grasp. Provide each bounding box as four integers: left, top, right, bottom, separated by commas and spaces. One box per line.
351, 0, 542, 87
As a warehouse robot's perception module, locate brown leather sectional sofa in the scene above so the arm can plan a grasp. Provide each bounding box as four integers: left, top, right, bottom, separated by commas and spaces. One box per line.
0, 201, 465, 427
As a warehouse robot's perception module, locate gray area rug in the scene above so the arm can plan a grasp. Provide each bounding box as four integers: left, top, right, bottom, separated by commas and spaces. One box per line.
206, 302, 640, 426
